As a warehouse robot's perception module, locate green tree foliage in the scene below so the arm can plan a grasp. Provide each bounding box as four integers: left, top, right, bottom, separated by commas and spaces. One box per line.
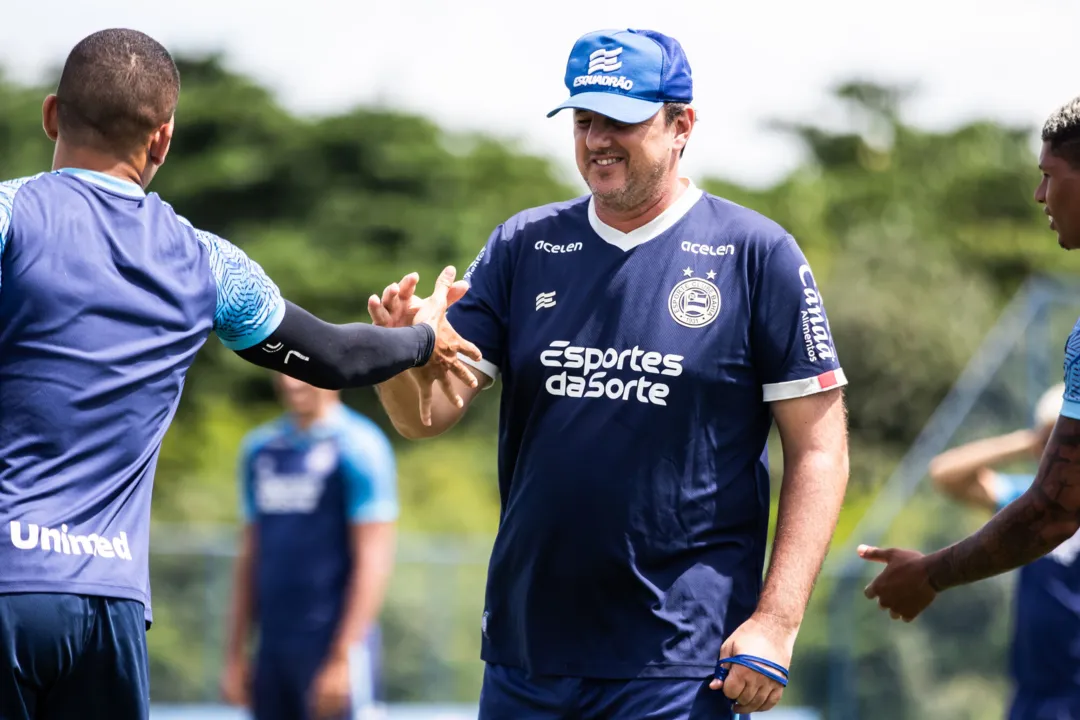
0, 60, 1068, 716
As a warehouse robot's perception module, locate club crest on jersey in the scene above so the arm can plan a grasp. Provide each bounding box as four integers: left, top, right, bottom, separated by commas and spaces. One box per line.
668, 276, 721, 328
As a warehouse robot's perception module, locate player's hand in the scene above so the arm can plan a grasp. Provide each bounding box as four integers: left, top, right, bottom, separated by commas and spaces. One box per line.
309, 654, 351, 719
368, 268, 479, 423
403, 267, 482, 425
709, 613, 796, 714
859, 544, 937, 621
219, 656, 250, 707
367, 270, 470, 329
368, 272, 422, 328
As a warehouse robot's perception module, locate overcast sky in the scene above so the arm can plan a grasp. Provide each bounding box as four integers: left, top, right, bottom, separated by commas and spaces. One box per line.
1, 0, 1074, 190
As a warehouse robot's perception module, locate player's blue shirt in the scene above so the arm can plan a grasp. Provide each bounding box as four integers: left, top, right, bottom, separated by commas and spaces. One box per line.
0, 169, 285, 621
447, 180, 847, 678
239, 404, 398, 642
994, 474, 1080, 696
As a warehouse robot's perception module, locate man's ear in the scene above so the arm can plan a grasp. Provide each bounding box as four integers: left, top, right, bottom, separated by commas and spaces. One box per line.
42, 94, 60, 141
147, 115, 175, 167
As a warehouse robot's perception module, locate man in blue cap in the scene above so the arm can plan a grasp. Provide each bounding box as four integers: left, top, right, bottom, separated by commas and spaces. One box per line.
369, 28, 851, 718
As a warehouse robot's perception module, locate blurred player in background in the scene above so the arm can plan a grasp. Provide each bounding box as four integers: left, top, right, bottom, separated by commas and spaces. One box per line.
928, 384, 1080, 719
861, 95, 1080, 656
0, 28, 479, 720
221, 374, 397, 720
368, 28, 850, 719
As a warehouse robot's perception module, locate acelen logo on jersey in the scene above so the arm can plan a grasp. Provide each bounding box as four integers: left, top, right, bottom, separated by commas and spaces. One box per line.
798, 264, 836, 362
535, 240, 582, 254
8, 520, 133, 560
540, 341, 683, 406
681, 241, 735, 257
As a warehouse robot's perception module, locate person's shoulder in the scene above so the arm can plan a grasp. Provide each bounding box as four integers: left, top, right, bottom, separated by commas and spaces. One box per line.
240, 416, 288, 457
1067, 317, 1080, 362
1, 174, 52, 250
1, 173, 50, 223
161, 208, 263, 287
496, 194, 592, 241
696, 190, 791, 245
334, 409, 396, 482
336, 408, 393, 454
0, 173, 49, 195
160, 202, 213, 245
1070, 316, 1080, 344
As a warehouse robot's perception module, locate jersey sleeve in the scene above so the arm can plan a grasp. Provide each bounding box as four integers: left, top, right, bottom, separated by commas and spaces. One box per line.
1063, 322, 1080, 420
992, 473, 1033, 511
0, 175, 44, 295
445, 224, 513, 386
339, 423, 399, 524
752, 234, 847, 401
188, 224, 286, 351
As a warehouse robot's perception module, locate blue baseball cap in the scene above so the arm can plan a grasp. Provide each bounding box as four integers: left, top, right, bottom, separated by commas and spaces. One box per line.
547, 28, 693, 124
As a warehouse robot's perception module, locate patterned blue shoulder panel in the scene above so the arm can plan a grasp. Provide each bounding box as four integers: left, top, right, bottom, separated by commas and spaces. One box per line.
1062, 318, 1080, 420
0, 174, 47, 291
175, 216, 286, 351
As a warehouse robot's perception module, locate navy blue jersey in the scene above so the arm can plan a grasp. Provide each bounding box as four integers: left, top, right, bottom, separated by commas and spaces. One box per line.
994, 475, 1080, 696
447, 180, 846, 678
0, 169, 284, 621
240, 405, 398, 640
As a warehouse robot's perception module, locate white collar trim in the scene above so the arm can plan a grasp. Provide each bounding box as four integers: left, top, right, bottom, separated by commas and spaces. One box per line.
588, 178, 704, 252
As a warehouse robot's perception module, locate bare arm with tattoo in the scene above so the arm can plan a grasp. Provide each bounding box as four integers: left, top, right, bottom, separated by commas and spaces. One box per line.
859, 414, 1080, 621
924, 415, 1080, 590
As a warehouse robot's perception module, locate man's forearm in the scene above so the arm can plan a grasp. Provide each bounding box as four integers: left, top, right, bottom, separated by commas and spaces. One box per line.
224, 542, 255, 662
375, 367, 476, 439
929, 429, 1037, 483
236, 300, 435, 390
925, 419, 1080, 590
329, 526, 396, 660
374, 373, 429, 438
924, 493, 1077, 591
757, 448, 848, 628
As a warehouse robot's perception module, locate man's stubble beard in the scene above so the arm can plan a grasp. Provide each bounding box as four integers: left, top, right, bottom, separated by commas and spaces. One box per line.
589, 155, 669, 214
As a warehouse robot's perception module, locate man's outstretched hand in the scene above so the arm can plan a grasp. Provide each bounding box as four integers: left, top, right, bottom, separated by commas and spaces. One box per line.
368, 267, 480, 426
859, 545, 938, 622
369, 271, 424, 328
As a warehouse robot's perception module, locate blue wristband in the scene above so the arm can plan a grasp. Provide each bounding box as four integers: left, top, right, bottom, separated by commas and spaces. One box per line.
714, 654, 789, 687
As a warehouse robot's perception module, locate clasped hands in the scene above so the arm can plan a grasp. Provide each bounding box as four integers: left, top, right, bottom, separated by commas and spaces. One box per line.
369, 266, 481, 425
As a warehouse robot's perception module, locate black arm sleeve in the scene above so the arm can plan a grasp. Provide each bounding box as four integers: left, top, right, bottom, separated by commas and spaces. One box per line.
234, 300, 435, 390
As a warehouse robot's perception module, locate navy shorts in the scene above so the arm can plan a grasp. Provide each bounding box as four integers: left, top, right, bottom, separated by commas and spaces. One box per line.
254, 626, 382, 720
478, 663, 742, 720
0, 592, 149, 720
